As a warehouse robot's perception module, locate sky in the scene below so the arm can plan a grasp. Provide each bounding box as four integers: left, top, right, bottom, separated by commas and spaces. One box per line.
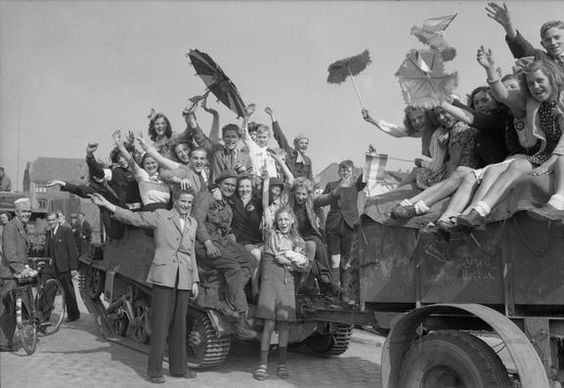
1, 0, 563, 190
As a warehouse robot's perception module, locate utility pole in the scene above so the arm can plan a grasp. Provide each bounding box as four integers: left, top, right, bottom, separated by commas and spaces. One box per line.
16, 98, 22, 191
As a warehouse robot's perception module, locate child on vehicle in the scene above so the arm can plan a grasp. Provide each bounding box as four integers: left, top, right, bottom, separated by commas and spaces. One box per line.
323, 160, 366, 286
458, 50, 564, 228
254, 206, 309, 381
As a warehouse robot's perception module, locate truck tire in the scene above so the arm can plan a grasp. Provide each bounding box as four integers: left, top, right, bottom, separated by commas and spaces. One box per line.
291, 323, 353, 357
186, 309, 231, 369
398, 330, 511, 388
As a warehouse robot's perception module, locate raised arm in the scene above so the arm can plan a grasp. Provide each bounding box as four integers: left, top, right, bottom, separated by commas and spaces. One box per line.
112, 130, 143, 178
270, 150, 295, 184
266, 107, 292, 153
485, 2, 536, 58
85, 143, 107, 180
202, 98, 221, 144
361, 109, 414, 138
477, 46, 526, 111
184, 110, 215, 152
136, 133, 181, 171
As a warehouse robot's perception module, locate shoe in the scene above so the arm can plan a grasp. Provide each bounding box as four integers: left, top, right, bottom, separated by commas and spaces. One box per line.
171, 370, 197, 379
216, 301, 240, 321
321, 281, 345, 296
456, 210, 487, 231
234, 319, 257, 340
436, 219, 456, 234
148, 376, 165, 384
391, 204, 417, 219
527, 205, 564, 222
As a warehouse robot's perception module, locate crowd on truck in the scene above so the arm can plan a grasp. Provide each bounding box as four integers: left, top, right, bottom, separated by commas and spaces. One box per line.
1, 2, 564, 384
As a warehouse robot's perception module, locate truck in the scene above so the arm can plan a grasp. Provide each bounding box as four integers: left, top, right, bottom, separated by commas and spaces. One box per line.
358, 175, 563, 387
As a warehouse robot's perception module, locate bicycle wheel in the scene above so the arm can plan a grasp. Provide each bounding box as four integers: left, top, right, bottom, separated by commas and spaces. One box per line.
16, 293, 37, 355
35, 278, 66, 335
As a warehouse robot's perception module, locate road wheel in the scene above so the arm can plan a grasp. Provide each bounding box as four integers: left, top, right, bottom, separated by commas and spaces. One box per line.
130, 299, 150, 344
16, 302, 37, 355
186, 309, 231, 369
398, 330, 511, 388
290, 323, 353, 357
111, 308, 129, 337
84, 268, 104, 300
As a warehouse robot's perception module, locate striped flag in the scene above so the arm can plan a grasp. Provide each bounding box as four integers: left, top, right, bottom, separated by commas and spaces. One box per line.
363, 152, 389, 197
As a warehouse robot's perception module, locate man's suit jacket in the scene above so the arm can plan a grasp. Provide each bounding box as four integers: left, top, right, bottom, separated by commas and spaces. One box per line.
113, 207, 199, 290
0, 218, 30, 279
44, 225, 78, 273
79, 220, 93, 242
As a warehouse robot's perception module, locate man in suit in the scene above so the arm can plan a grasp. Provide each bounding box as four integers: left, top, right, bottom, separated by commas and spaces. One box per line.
0, 198, 32, 351
45, 212, 80, 322
91, 188, 199, 384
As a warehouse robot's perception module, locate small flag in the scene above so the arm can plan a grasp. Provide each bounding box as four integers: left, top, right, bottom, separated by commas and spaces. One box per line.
422, 14, 457, 32
363, 152, 389, 197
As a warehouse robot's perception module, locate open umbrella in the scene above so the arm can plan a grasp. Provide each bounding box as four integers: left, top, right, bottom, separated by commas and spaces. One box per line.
395, 49, 458, 109
327, 50, 371, 108
187, 49, 247, 117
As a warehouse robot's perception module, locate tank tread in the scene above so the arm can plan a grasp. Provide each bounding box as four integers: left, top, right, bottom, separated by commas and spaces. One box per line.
290, 323, 353, 357
78, 269, 114, 336
188, 309, 231, 368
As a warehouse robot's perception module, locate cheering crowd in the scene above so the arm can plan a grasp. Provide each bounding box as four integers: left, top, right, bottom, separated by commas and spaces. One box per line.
1, 2, 564, 384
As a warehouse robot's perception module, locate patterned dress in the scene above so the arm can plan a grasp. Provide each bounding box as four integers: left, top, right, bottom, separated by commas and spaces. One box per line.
415, 122, 480, 189
526, 100, 563, 166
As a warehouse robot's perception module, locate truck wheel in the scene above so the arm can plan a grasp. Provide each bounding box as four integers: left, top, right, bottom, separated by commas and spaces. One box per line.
186, 309, 231, 369
398, 330, 511, 388
291, 323, 353, 357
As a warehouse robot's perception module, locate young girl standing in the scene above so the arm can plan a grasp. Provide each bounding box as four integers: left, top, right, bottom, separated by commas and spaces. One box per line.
254, 206, 309, 381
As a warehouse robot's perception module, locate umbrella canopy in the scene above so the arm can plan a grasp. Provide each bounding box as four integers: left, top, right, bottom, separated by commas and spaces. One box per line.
395, 49, 458, 109
187, 49, 247, 118
327, 49, 372, 84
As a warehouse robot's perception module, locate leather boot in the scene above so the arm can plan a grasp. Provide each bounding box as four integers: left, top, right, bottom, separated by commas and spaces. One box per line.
234, 316, 257, 340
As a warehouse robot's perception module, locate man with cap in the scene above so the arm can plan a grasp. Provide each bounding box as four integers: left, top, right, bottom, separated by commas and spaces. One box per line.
191, 169, 257, 339
0, 168, 12, 192
266, 107, 313, 180
0, 197, 32, 351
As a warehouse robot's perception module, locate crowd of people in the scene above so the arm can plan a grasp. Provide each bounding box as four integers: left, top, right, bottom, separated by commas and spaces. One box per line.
0, 201, 92, 352
1, 2, 563, 384
364, 4, 564, 233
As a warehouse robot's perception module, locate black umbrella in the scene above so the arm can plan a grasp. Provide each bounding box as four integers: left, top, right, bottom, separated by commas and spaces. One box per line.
187, 49, 247, 118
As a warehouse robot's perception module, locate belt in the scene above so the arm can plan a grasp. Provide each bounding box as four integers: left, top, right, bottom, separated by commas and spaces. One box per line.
126, 202, 142, 210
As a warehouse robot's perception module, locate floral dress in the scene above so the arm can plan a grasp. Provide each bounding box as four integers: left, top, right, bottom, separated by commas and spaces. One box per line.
526, 101, 562, 166
415, 122, 480, 189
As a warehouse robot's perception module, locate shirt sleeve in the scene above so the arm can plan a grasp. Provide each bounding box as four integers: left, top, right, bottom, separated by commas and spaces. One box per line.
112, 207, 161, 229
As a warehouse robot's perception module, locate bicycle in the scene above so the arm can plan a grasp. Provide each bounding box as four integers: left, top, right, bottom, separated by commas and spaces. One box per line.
13, 258, 67, 355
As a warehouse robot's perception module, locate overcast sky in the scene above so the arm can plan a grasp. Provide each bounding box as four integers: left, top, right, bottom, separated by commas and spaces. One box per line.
1, 0, 563, 190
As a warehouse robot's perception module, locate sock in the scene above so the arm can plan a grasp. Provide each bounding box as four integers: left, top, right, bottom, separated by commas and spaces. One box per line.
260, 350, 269, 365
278, 346, 288, 364
400, 199, 413, 207
414, 201, 429, 215
474, 201, 491, 217
331, 268, 340, 286
547, 194, 564, 210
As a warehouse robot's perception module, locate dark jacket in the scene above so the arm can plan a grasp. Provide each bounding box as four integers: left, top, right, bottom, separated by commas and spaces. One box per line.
272, 121, 313, 180
86, 155, 141, 207
323, 175, 366, 230
229, 195, 263, 245
44, 225, 78, 273
505, 31, 563, 67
